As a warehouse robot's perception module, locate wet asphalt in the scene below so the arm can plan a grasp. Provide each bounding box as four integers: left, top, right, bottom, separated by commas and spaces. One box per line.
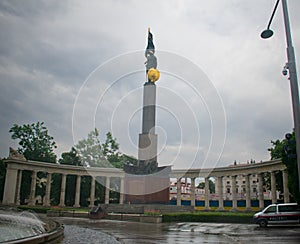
54, 217, 300, 244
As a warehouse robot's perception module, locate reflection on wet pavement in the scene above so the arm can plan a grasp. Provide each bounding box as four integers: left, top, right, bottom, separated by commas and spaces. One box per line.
56, 217, 300, 244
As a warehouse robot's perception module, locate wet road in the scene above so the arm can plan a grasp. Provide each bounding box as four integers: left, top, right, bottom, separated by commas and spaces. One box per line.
55, 217, 300, 244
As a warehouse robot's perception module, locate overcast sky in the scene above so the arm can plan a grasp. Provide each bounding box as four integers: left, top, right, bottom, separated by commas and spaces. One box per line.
1, 0, 300, 170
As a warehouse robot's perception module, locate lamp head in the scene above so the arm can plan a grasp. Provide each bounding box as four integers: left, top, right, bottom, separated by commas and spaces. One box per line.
261, 29, 274, 39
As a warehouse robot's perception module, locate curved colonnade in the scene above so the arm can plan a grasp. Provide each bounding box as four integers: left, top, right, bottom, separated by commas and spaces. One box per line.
2, 158, 289, 210
171, 159, 289, 210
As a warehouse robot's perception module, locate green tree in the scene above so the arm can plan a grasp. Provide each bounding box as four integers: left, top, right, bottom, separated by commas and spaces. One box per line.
74, 129, 128, 168
74, 129, 109, 167
197, 179, 215, 193
9, 121, 57, 163
9, 122, 57, 204
268, 131, 299, 203
102, 132, 126, 168
59, 147, 82, 166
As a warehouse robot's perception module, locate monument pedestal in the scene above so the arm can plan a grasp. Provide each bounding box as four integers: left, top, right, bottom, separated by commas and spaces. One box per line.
123, 30, 171, 205
124, 166, 171, 204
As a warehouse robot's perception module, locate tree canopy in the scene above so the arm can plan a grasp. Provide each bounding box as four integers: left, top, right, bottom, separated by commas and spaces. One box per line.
74, 129, 131, 168
74, 128, 109, 167
59, 147, 83, 166
268, 131, 299, 203
9, 121, 57, 163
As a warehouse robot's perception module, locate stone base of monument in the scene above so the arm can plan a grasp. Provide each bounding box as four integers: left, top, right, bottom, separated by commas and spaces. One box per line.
124, 166, 171, 204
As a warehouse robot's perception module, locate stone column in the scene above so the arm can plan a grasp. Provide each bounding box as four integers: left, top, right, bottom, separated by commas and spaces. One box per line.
89, 176, 95, 207
105, 176, 110, 204
282, 170, 290, 203
2, 167, 18, 205
271, 171, 277, 204
15, 170, 23, 205
29, 171, 37, 206
43, 173, 52, 207
190, 177, 195, 207
258, 173, 264, 209
177, 178, 182, 206
59, 174, 66, 207
119, 177, 124, 205
231, 175, 237, 211
217, 176, 224, 210
74, 175, 81, 207
245, 174, 251, 211
138, 82, 158, 165
204, 177, 210, 210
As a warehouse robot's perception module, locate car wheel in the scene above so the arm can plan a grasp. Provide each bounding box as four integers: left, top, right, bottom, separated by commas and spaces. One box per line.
258, 219, 268, 228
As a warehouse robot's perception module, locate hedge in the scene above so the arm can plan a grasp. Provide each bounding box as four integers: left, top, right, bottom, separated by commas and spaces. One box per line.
162, 211, 254, 223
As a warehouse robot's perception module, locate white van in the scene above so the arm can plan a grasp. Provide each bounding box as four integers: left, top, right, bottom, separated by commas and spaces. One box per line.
253, 203, 300, 227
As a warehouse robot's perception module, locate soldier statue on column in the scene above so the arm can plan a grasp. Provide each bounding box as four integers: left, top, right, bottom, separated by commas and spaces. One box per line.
145, 28, 160, 83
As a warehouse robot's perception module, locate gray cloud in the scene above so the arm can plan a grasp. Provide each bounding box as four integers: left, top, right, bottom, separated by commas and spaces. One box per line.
1, 0, 299, 169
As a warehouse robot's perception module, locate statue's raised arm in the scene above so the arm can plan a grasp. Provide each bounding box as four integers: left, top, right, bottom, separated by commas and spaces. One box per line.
145, 28, 155, 57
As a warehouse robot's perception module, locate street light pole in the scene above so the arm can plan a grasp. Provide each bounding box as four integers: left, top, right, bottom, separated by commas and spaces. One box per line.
282, 0, 300, 192
261, 0, 300, 191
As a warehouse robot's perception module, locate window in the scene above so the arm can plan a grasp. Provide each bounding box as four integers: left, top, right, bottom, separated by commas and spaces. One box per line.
243, 181, 245, 184
227, 188, 230, 193
253, 188, 257, 193
264, 206, 276, 213
253, 180, 256, 184
227, 181, 230, 185
236, 188, 238, 193
278, 205, 300, 212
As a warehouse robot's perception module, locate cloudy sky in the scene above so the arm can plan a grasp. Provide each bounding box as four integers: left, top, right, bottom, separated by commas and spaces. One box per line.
1, 0, 300, 170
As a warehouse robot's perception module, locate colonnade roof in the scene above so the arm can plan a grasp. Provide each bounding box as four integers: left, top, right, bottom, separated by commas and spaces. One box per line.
5, 158, 285, 179
170, 159, 286, 178
5, 158, 125, 178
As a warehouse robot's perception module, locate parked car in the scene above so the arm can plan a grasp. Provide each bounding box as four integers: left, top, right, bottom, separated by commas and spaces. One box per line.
253, 203, 300, 227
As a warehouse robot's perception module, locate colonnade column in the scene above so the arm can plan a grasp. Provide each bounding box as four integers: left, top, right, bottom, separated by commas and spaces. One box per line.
119, 177, 124, 205
43, 173, 52, 207
59, 174, 66, 207
282, 170, 290, 203
204, 177, 210, 210
89, 176, 95, 207
74, 175, 81, 207
29, 171, 37, 206
231, 175, 237, 211
245, 174, 251, 211
177, 177, 181, 206
2, 167, 18, 205
190, 177, 195, 207
217, 176, 224, 210
271, 171, 277, 204
15, 170, 23, 205
105, 176, 110, 204
258, 173, 264, 209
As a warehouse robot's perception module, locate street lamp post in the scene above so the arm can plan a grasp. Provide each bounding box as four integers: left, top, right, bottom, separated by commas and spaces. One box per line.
261, 0, 300, 191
